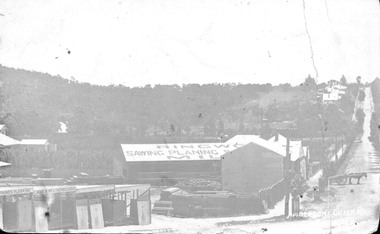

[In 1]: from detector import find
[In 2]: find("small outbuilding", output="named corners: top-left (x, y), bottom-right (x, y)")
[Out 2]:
top-left (19, 139), bottom-right (49, 153)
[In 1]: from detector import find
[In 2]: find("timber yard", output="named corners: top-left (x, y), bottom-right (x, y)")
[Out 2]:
top-left (0, 75), bottom-right (379, 233)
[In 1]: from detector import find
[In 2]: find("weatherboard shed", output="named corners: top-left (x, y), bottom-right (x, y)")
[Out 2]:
top-left (221, 141), bottom-right (285, 194)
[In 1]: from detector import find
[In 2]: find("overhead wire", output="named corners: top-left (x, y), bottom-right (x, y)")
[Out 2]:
top-left (302, 0), bottom-right (327, 176)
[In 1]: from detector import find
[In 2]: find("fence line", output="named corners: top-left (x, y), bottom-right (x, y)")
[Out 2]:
top-left (258, 178), bottom-right (285, 209)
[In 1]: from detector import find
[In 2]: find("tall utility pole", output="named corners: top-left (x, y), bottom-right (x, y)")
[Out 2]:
top-left (284, 137), bottom-right (291, 217)
top-left (318, 112), bottom-right (328, 192)
top-left (260, 108), bottom-right (264, 135)
top-left (334, 133), bottom-right (338, 163)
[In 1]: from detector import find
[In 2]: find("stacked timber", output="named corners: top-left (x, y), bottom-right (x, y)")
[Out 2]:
top-left (152, 201), bottom-right (173, 216)
top-left (175, 178), bottom-right (221, 191)
top-left (171, 192), bottom-right (263, 218)
top-left (160, 187), bottom-right (181, 201)
top-left (65, 176), bottom-right (126, 185)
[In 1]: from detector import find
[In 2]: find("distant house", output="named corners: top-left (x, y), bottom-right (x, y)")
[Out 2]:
top-left (0, 125), bottom-right (9, 136)
top-left (326, 87), bottom-right (346, 95)
top-left (58, 122), bottom-right (68, 133)
top-left (19, 139), bottom-right (49, 152)
top-left (20, 139), bottom-right (49, 146)
top-left (268, 121), bottom-right (296, 131)
top-left (325, 81), bottom-right (346, 97)
top-left (328, 83), bottom-right (347, 91)
top-left (321, 80), bottom-right (347, 104)
top-left (327, 80), bottom-right (347, 90)
top-left (323, 91), bottom-right (341, 103)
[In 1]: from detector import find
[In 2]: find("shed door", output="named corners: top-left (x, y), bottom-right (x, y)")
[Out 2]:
top-left (89, 198), bottom-right (104, 229)
top-left (34, 200), bottom-right (49, 232)
top-left (18, 199), bottom-right (32, 231)
top-left (137, 201), bottom-right (150, 225)
top-left (76, 199), bottom-right (89, 230)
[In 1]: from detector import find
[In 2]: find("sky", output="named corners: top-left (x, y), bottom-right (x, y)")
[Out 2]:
top-left (0, 0), bottom-right (379, 87)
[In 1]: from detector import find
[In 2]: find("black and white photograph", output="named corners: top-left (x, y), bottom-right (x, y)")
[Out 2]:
top-left (0, 0), bottom-right (379, 233)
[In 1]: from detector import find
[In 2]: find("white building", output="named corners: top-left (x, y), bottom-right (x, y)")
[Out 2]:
top-left (20, 139), bottom-right (50, 152)
top-left (323, 91), bottom-right (341, 102)
top-left (58, 122), bottom-right (68, 133)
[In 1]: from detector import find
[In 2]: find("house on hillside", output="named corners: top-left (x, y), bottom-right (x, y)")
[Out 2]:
top-left (268, 121), bottom-right (296, 131)
top-left (326, 87), bottom-right (346, 95)
top-left (327, 80), bottom-right (347, 91)
top-left (318, 80), bottom-right (347, 104)
top-left (58, 122), bottom-right (68, 133)
top-left (322, 91), bottom-right (341, 103)
top-left (19, 139), bottom-right (49, 153)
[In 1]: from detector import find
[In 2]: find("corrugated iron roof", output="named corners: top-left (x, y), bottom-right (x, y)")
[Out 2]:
top-left (0, 161), bottom-right (11, 167)
top-left (268, 134), bottom-right (305, 161)
top-left (225, 135), bottom-right (286, 157)
top-left (0, 133), bottom-right (20, 147)
top-left (20, 139), bottom-right (48, 145)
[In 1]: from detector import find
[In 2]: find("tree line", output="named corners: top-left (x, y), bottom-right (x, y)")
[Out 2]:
top-left (0, 65), bottom-right (360, 148)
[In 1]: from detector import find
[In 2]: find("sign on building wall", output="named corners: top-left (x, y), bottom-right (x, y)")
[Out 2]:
top-left (0, 187), bottom-right (33, 196)
top-left (33, 186), bottom-right (76, 195)
top-left (121, 143), bottom-right (249, 162)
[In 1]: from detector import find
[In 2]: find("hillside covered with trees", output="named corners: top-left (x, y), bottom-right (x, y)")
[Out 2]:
top-left (0, 65), bottom-right (364, 177)
top-left (0, 65), bottom-right (359, 149)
